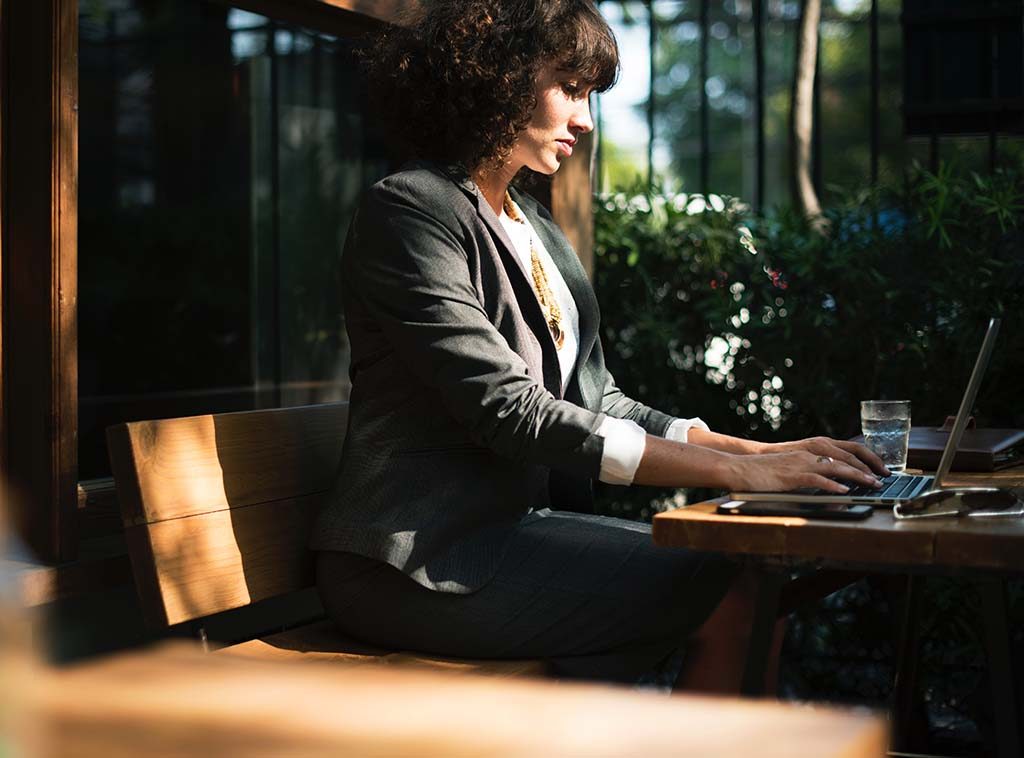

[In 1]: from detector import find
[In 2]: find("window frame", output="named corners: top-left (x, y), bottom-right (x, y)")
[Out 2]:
top-left (1, 0), bottom-right (594, 566)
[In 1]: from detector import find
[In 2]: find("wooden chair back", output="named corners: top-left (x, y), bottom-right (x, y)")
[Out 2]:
top-left (107, 403), bottom-right (349, 628)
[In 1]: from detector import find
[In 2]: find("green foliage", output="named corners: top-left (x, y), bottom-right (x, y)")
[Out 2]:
top-left (599, 1), bottom-right (908, 203)
top-left (593, 165), bottom-right (1024, 750)
top-left (593, 162), bottom-right (1024, 517)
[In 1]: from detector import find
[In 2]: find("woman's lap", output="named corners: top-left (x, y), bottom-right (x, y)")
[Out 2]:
top-left (316, 508), bottom-right (738, 684)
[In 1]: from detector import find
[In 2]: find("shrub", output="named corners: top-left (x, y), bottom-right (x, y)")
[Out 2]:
top-left (593, 164), bottom-right (1024, 517)
top-left (592, 165), bottom-right (1024, 751)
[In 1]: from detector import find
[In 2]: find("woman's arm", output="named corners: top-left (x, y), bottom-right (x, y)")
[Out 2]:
top-left (688, 428), bottom-right (889, 477)
top-left (634, 434), bottom-right (883, 494)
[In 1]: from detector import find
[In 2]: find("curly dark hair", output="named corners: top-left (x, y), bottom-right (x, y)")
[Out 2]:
top-left (364, 0), bottom-right (619, 171)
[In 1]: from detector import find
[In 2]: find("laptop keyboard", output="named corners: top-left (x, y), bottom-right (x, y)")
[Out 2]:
top-left (845, 474), bottom-right (929, 499)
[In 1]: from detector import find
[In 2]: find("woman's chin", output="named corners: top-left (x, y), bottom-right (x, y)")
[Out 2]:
top-left (533, 159), bottom-right (562, 176)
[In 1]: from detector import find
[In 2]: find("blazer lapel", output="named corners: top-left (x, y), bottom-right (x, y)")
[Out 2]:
top-left (513, 191), bottom-right (600, 381)
top-left (439, 165), bottom-right (564, 396)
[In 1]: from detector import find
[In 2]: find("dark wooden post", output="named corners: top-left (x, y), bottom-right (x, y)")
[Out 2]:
top-left (551, 131), bottom-right (596, 279)
top-left (2, 0), bottom-right (79, 562)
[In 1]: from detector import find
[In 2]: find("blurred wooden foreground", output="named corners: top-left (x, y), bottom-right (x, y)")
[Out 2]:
top-left (22, 641), bottom-right (887, 757)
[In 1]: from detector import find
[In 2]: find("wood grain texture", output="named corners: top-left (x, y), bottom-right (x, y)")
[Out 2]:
top-left (77, 478), bottom-right (121, 539)
top-left (32, 642), bottom-right (888, 758)
top-left (943, 467), bottom-right (1024, 488)
top-left (124, 494), bottom-right (321, 626)
top-left (1, 0), bottom-right (6, 498)
top-left (108, 402), bottom-right (348, 527)
top-left (108, 404), bottom-right (347, 626)
top-left (3, 0), bottom-right (79, 563)
top-left (931, 515), bottom-right (1024, 572)
top-left (653, 466), bottom-right (1024, 573)
top-left (653, 501), bottom-right (936, 566)
top-left (550, 130), bottom-right (595, 278)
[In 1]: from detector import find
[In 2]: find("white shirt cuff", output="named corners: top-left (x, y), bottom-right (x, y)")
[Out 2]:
top-left (664, 417), bottom-right (710, 444)
top-left (595, 416), bottom-right (647, 486)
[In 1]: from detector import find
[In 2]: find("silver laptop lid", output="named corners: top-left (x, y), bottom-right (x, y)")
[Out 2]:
top-left (933, 318), bottom-right (1001, 488)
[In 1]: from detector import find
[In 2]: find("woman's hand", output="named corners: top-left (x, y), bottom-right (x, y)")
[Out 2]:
top-left (726, 449), bottom-right (883, 494)
top-left (759, 436), bottom-right (890, 478)
top-left (634, 434), bottom-right (885, 492)
top-left (687, 429), bottom-right (889, 479)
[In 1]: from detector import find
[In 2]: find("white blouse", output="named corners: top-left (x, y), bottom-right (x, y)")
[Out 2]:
top-left (499, 200), bottom-right (709, 486)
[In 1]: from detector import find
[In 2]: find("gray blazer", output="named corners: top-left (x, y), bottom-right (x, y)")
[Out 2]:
top-left (310, 162), bottom-right (678, 592)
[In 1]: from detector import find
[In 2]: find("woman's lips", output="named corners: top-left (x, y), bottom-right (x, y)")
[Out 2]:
top-left (557, 140), bottom-right (575, 157)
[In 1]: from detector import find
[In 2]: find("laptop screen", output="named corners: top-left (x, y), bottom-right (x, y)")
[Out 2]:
top-left (933, 318), bottom-right (1001, 488)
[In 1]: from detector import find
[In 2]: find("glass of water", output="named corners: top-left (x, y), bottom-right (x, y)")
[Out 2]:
top-left (861, 400), bottom-right (911, 473)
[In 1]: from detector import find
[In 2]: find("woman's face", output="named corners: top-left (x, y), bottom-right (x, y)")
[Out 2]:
top-left (509, 63), bottom-right (595, 175)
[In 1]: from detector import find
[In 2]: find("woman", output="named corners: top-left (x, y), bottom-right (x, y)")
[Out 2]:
top-left (311, 0), bottom-right (887, 691)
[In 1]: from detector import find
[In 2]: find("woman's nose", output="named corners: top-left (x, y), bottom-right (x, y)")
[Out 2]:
top-left (570, 100), bottom-right (594, 134)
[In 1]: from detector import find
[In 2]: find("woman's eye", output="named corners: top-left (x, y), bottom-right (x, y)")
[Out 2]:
top-left (562, 82), bottom-right (583, 98)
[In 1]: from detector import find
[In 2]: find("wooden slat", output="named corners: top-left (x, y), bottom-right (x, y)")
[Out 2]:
top-left (653, 501), bottom-right (937, 567)
top-left (943, 467), bottom-right (1024, 488)
top-left (3, 0), bottom-right (79, 563)
top-left (218, 619), bottom-right (390, 663)
top-left (654, 466), bottom-right (1024, 573)
top-left (109, 402), bottom-right (347, 527)
top-left (125, 494), bottom-right (321, 627)
top-left (932, 465), bottom-right (1024, 572)
top-left (380, 651), bottom-right (548, 678)
top-left (33, 642), bottom-right (889, 758)
top-left (77, 478), bottom-right (122, 539)
top-left (932, 516), bottom-right (1024, 572)
top-left (1, 0), bottom-right (6, 500)
top-left (10, 551), bottom-right (132, 609)
top-left (220, 619), bottom-right (548, 677)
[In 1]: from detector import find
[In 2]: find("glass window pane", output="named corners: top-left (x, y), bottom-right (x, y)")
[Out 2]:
top-left (705, 2), bottom-right (755, 198)
top-left (763, 2), bottom-right (798, 208)
top-left (78, 0), bottom-right (388, 479)
top-left (877, 0), bottom-right (907, 183)
top-left (820, 1), bottom-right (871, 195)
top-left (652, 0), bottom-right (701, 192)
top-left (596, 1), bottom-right (652, 190)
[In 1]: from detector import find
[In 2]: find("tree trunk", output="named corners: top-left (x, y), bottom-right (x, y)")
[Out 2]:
top-left (790, 0), bottom-right (822, 220)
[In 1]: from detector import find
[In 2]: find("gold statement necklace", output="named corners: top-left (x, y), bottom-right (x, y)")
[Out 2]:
top-left (502, 192), bottom-right (565, 350)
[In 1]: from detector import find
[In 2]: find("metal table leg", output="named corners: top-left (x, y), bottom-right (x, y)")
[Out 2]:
top-left (740, 569), bottom-right (786, 697)
top-left (891, 574), bottom-right (926, 752)
top-left (980, 579), bottom-right (1021, 758)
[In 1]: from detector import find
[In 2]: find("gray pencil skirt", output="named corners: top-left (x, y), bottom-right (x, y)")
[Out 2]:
top-left (315, 508), bottom-right (739, 686)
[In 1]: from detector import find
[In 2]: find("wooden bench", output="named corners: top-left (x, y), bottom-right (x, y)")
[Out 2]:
top-left (106, 402), bottom-right (546, 678)
top-left (32, 640), bottom-right (889, 757)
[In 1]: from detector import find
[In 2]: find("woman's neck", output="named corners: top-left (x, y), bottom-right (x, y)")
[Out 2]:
top-left (473, 162), bottom-right (521, 216)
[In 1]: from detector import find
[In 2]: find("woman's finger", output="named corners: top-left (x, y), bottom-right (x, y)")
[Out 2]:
top-left (816, 457), bottom-right (881, 488)
top-left (832, 439), bottom-right (890, 476)
top-left (803, 439), bottom-right (873, 476)
top-left (829, 446), bottom-right (873, 476)
top-left (799, 472), bottom-right (850, 494)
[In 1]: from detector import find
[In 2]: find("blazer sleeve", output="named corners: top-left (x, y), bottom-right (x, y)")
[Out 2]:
top-left (347, 179), bottom-right (606, 480)
top-left (600, 369), bottom-right (677, 437)
top-left (584, 335), bottom-right (677, 437)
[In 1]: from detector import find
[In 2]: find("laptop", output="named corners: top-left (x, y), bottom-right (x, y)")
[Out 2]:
top-left (729, 317), bottom-right (1002, 507)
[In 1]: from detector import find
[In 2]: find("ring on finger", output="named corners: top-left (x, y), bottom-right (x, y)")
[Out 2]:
top-left (816, 455), bottom-right (834, 465)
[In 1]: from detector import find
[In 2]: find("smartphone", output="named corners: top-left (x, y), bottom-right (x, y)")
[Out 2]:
top-left (716, 500), bottom-right (873, 520)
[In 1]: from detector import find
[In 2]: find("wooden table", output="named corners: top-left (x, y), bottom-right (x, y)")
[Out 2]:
top-left (21, 641), bottom-right (888, 757)
top-left (652, 465), bottom-right (1024, 757)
